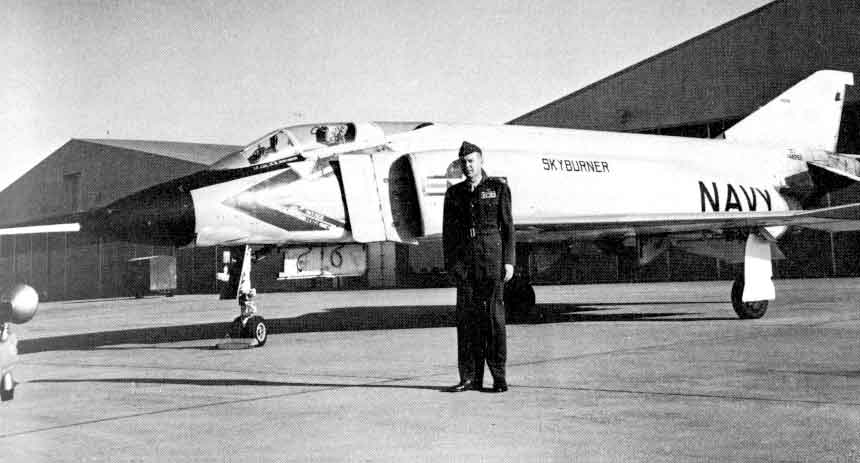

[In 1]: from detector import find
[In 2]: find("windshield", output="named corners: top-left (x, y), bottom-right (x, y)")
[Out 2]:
top-left (208, 129), bottom-right (299, 170)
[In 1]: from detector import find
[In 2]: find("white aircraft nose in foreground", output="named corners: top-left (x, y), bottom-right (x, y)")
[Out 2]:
top-left (3, 70), bottom-right (860, 347)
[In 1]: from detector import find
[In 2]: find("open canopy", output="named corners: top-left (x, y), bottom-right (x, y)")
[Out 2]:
top-left (208, 121), bottom-right (431, 170)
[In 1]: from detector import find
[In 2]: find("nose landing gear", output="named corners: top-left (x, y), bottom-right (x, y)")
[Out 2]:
top-left (230, 314), bottom-right (268, 347)
top-left (217, 246), bottom-right (269, 349)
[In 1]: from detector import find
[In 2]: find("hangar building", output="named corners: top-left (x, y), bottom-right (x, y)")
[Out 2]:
top-left (2, 0), bottom-right (859, 300)
top-left (0, 140), bottom-right (239, 300)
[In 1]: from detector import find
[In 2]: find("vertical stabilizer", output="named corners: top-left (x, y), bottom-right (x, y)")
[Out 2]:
top-left (723, 70), bottom-right (853, 152)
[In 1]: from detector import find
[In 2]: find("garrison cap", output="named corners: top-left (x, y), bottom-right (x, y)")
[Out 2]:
top-left (458, 141), bottom-right (482, 157)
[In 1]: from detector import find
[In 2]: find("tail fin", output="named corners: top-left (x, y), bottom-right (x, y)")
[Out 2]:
top-left (723, 70), bottom-right (853, 152)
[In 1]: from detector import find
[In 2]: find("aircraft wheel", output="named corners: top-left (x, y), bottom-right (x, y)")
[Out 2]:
top-left (731, 277), bottom-right (768, 319)
top-left (230, 316), bottom-right (245, 338)
top-left (1, 372), bottom-right (14, 402)
top-left (504, 278), bottom-right (536, 321)
top-left (247, 316), bottom-right (267, 347)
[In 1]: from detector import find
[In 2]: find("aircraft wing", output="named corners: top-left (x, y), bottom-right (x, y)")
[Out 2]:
top-left (516, 202), bottom-right (860, 237)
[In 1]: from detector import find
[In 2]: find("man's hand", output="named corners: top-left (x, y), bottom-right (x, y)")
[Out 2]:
top-left (504, 264), bottom-right (514, 283)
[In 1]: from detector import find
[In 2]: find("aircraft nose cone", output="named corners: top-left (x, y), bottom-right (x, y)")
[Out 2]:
top-left (88, 180), bottom-right (196, 247)
top-left (1, 284), bottom-right (38, 325)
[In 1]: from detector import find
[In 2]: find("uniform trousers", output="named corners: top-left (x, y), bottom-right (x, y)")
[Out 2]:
top-left (456, 277), bottom-right (506, 385)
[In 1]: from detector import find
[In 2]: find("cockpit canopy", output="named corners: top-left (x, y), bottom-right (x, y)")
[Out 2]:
top-left (208, 121), bottom-right (431, 170)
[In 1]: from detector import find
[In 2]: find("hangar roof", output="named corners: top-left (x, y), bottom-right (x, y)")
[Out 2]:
top-left (0, 138), bottom-right (243, 226)
top-left (510, 0), bottom-right (860, 132)
top-left (76, 139), bottom-right (241, 166)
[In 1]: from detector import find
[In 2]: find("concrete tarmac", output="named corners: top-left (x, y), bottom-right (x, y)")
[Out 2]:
top-left (2, 278), bottom-right (860, 462)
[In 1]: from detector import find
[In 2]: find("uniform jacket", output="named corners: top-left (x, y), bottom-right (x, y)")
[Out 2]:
top-left (443, 172), bottom-right (515, 283)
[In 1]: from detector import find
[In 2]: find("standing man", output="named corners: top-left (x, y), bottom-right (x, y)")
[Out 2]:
top-left (443, 141), bottom-right (515, 393)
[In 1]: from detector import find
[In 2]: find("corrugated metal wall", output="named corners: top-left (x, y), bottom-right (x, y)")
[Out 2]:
top-left (0, 233), bottom-right (205, 301)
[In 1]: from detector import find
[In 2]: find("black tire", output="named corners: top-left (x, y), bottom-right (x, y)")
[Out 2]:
top-left (230, 316), bottom-right (245, 338)
top-left (248, 316), bottom-right (267, 347)
top-left (731, 277), bottom-right (768, 319)
top-left (504, 278), bottom-right (536, 320)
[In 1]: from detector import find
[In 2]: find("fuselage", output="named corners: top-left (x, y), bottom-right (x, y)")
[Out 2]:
top-left (399, 124), bottom-right (794, 237)
top-left (87, 122), bottom-right (802, 247)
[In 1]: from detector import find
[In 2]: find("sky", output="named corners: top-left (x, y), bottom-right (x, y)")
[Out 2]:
top-left (0, 0), bottom-right (773, 192)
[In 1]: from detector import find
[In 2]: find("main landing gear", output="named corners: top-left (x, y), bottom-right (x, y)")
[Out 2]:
top-left (731, 276), bottom-right (769, 319)
top-left (503, 275), bottom-right (536, 321)
top-left (501, 272), bottom-right (770, 321)
top-left (0, 371), bottom-right (13, 402)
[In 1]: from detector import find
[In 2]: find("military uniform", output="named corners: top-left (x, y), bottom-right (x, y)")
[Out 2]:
top-left (443, 169), bottom-right (515, 389)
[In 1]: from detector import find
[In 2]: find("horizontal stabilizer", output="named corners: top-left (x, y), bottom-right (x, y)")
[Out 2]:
top-left (808, 153), bottom-right (860, 183)
top-left (0, 223), bottom-right (81, 236)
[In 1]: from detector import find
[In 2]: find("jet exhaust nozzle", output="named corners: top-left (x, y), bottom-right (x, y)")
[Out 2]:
top-left (0, 284), bottom-right (39, 325)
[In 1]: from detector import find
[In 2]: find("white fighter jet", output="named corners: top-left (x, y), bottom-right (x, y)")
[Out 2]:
top-left (4, 70), bottom-right (860, 347)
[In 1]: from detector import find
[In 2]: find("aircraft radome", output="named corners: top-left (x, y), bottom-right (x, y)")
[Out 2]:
top-left (4, 70), bottom-right (860, 347)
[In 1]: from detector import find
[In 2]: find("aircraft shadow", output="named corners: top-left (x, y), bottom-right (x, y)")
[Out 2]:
top-left (564, 300), bottom-right (725, 306)
top-left (19, 302), bottom-right (735, 354)
top-left (525, 303), bottom-right (736, 324)
top-left (29, 377), bottom-right (445, 391)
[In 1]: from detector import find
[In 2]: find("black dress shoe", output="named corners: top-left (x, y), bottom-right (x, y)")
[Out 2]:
top-left (445, 380), bottom-right (475, 392)
top-left (486, 383), bottom-right (508, 393)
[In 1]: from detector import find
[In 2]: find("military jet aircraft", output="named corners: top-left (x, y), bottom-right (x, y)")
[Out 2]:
top-left (3, 70), bottom-right (860, 347)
